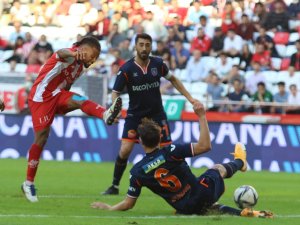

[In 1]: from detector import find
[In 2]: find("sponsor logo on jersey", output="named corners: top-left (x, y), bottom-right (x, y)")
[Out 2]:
top-left (142, 155), bottom-right (166, 173)
top-left (132, 81), bottom-right (160, 92)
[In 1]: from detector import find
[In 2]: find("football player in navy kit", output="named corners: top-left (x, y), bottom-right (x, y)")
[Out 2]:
top-left (102, 33), bottom-right (198, 195)
top-left (92, 102), bottom-right (273, 218)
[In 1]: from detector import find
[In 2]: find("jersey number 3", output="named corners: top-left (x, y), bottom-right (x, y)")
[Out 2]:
top-left (154, 168), bottom-right (182, 192)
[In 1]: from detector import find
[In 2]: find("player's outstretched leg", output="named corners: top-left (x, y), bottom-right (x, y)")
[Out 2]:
top-left (21, 182), bottom-right (38, 202)
top-left (103, 97), bottom-right (122, 125)
top-left (231, 142), bottom-right (247, 172)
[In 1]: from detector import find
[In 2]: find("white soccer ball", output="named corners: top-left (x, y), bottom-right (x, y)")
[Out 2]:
top-left (234, 185), bottom-right (258, 209)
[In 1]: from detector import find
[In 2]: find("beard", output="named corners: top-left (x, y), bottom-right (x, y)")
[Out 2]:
top-left (137, 51), bottom-right (149, 60)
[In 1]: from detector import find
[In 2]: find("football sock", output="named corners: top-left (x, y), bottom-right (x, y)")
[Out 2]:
top-left (217, 204), bottom-right (242, 216)
top-left (26, 144), bottom-right (43, 182)
top-left (222, 159), bottom-right (244, 178)
top-left (112, 155), bottom-right (128, 187)
top-left (80, 100), bottom-right (106, 119)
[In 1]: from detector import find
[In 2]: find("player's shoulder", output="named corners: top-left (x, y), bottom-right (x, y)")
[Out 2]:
top-left (120, 57), bottom-right (135, 71)
top-left (150, 55), bottom-right (164, 64)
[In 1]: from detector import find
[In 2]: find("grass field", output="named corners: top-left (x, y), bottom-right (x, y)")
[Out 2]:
top-left (0, 158), bottom-right (300, 225)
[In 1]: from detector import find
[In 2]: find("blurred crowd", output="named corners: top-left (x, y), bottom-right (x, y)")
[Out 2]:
top-left (0, 0), bottom-right (300, 114)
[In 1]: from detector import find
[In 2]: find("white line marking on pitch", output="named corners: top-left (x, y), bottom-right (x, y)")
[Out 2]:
top-left (0, 214), bottom-right (300, 219)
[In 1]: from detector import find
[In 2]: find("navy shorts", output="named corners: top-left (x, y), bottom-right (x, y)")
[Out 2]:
top-left (121, 112), bottom-right (172, 146)
top-left (181, 169), bottom-right (225, 215)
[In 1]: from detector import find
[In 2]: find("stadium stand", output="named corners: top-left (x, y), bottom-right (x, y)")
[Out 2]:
top-left (0, 0), bottom-right (299, 114)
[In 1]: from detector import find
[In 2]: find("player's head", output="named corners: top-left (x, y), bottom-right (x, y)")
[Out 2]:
top-left (137, 118), bottom-right (161, 149)
top-left (73, 36), bottom-right (101, 68)
top-left (135, 33), bottom-right (152, 61)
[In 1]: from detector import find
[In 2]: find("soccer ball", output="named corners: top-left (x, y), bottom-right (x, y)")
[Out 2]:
top-left (234, 185), bottom-right (258, 209)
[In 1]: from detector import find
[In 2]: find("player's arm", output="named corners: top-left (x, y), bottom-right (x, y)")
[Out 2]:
top-left (91, 196), bottom-right (137, 211)
top-left (111, 68), bottom-right (127, 102)
top-left (192, 101), bottom-right (211, 156)
top-left (0, 99), bottom-right (5, 112)
top-left (167, 75), bottom-right (198, 105)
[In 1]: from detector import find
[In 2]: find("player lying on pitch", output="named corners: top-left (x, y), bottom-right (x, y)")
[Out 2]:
top-left (91, 102), bottom-right (273, 218)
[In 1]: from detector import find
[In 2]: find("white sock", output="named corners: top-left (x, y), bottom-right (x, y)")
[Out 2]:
top-left (25, 180), bottom-right (33, 186)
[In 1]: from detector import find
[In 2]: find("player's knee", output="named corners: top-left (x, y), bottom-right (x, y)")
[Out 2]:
top-left (212, 164), bottom-right (226, 177)
top-left (35, 129), bottom-right (50, 147)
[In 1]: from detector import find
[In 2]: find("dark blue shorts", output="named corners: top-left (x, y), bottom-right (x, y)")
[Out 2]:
top-left (180, 169), bottom-right (225, 215)
top-left (121, 112), bottom-right (172, 146)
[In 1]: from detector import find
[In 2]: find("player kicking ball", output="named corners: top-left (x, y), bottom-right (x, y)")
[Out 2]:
top-left (91, 102), bottom-right (273, 218)
top-left (21, 36), bottom-right (122, 202)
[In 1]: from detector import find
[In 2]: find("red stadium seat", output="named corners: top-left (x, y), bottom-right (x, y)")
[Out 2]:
top-left (273, 32), bottom-right (290, 45)
top-left (280, 58), bottom-right (291, 71)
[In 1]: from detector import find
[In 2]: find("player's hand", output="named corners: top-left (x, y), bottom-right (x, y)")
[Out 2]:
top-left (91, 202), bottom-right (111, 210)
top-left (190, 98), bottom-right (201, 105)
top-left (193, 101), bottom-right (206, 117)
top-left (73, 49), bottom-right (87, 61)
top-left (0, 100), bottom-right (5, 112)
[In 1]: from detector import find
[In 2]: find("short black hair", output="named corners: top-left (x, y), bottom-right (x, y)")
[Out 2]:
top-left (257, 81), bottom-right (265, 87)
top-left (277, 81), bottom-right (285, 86)
top-left (73, 36), bottom-right (101, 52)
top-left (135, 33), bottom-right (152, 44)
top-left (137, 118), bottom-right (161, 148)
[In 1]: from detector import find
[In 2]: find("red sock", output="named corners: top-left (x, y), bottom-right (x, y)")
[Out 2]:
top-left (26, 144), bottom-right (43, 182)
top-left (80, 100), bottom-right (106, 118)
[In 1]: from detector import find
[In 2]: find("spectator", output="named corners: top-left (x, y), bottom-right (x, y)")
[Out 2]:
top-left (210, 27), bottom-right (225, 57)
top-left (194, 15), bottom-right (214, 39)
top-left (252, 2), bottom-right (267, 31)
top-left (215, 52), bottom-right (233, 79)
top-left (170, 16), bottom-right (187, 41)
top-left (167, 0), bottom-right (188, 25)
top-left (81, 1), bottom-right (98, 26)
top-left (170, 39), bottom-right (190, 69)
top-left (251, 43), bottom-right (271, 70)
top-left (94, 10), bottom-right (110, 40)
top-left (223, 29), bottom-right (243, 58)
top-left (166, 26), bottom-right (185, 48)
top-left (107, 23), bottom-right (127, 49)
top-left (288, 0), bottom-right (300, 19)
top-left (206, 72), bottom-right (224, 112)
top-left (255, 27), bottom-right (273, 46)
top-left (22, 32), bottom-right (37, 63)
top-left (272, 81), bottom-right (289, 114)
top-left (221, 14), bottom-right (238, 34)
top-left (190, 27), bottom-right (211, 56)
top-left (141, 10), bottom-right (168, 41)
top-left (236, 14), bottom-right (255, 41)
top-left (33, 1), bottom-right (56, 26)
top-left (5, 36), bottom-right (25, 64)
top-left (184, 0), bottom-right (207, 28)
top-left (185, 49), bottom-right (208, 82)
top-left (225, 65), bottom-right (246, 86)
top-left (8, 21), bottom-right (25, 48)
top-left (252, 82), bottom-right (273, 114)
top-left (239, 43), bottom-right (252, 71)
top-left (284, 66), bottom-right (300, 88)
top-left (0, 36), bottom-right (8, 50)
top-left (152, 40), bottom-right (170, 57)
top-left (245, 62), bottom-right (266, 95)
top-left (263, 0), bottom-right (289, 32)
top-left (286, 84), bottom-right (300, 114)
top-left (9, 0), bottom-right (31, 25)
top-left (227, 79), bottom-right (251, 113)
top-left (127, 0), bottom-right (145, 28)
top-left (27, 34), bottom-right (53, 65)
top-left (234, 0), bottom-right (253, 21)
top-left (111, 48), bottom-right (125, 68)
top-left (110, 11), bottom-right (129, 34)
top-left (119, 39), bottom-right (134, 61)
top-left (150, 0), bottom-right (167, 25)
top-left (290, 40), bottom-right (300, 71)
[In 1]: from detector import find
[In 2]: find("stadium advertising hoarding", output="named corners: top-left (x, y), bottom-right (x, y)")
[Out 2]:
top-left (0, 114), bottom-right (299, 173)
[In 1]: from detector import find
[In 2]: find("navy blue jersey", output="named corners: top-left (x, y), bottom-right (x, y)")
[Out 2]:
top-left (113, 56), bottom-right (171, 118)
top-left (127, 144), bottom-right (202, 211)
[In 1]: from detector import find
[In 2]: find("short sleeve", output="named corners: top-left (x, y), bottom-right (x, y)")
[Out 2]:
top-left (113, 69), bottom-right (128, 93)
top-left (168, 144), bottom-right (194, 160)
top-left (127, 173), bottom-right (142, 198)
top-left (161, 61), bottom-right (171, 79)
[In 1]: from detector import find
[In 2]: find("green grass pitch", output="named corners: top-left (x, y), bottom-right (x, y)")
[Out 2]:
top-left (0, 158), bottom-right (300, 225)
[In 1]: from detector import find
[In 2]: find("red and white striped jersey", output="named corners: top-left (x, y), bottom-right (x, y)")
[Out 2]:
top-left (29, 47), bottom-right (84, 102)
